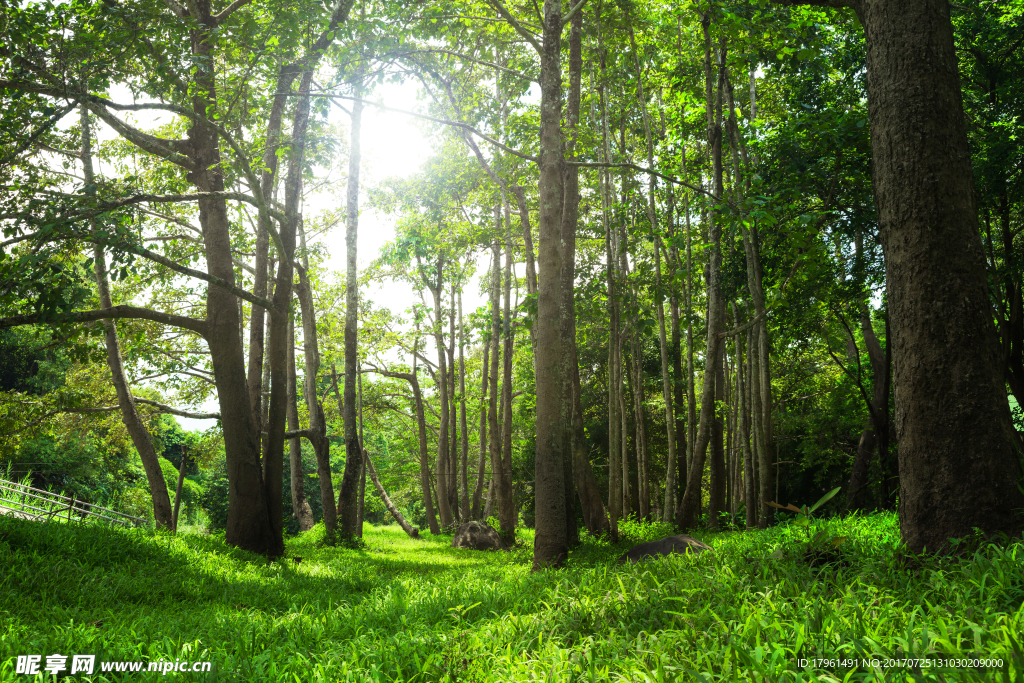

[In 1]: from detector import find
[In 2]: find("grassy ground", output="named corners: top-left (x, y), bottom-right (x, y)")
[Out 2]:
top-left (1, 512), bottom-right (1022, 682)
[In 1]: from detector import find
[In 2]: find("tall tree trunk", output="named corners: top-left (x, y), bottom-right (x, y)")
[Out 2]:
top-left (185, 9), bottom-right (275, 555)
top-left (559, 6), bottom-right (584, 549)
top-left (599, 56), bottom-right (622, 542)
top-left (81, 107), bottom-right (173, 529)
top-left (336, 92), bottom-right (364, 540)
top-left (428, 263), bottom-right (453, 529)
top-left (448, 284), bottom-right (459, 520)
top-left (264, 68), bottom-right (316, 554)
top-left (287, 314), bottom-right (314, 532)
top-left (532, 0), bottom-right (568, 570)
top-left (846, 305), bottom-right (889, 511)
top-left (472, 342), bottom-right (490, 519)
top-left (676, 15), bottom-right (726, 531)
top-left (709, 297), bottom-right (726, 529)
top-left (778, 0), bottom-right (1024, 552)
top-left (501, 206), bottom-right (516, 542)
top-left (295, 222), bottom-right (337, 540)
top-left (487, 230), bottom-right (508, 539)
top-left (248, 67), bottom-right (299, 442)
top-left (458, 291), bottom-right (470, 521)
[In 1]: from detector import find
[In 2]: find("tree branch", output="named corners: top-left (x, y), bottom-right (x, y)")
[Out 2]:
top-left (0, 305), bottom-right (207, 336)
top-left (485, 0), bottom-right (542, 53)
top-left (134, 398), bottom-right (220, 419)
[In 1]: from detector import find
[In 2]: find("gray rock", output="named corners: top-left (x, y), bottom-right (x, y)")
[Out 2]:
top-left (451, 521), bottom-right (506, 551)
top-left (617, 534), bottom-right (711, 564)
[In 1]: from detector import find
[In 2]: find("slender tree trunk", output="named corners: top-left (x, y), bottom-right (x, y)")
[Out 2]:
top-left (248, 67), bottom-right (298, 441)
top-left (448, 284), bottom-right (459, 520)
top-left (363, 447), bottom-right (420, 538)
top-left (559, 6), bottom-right (584, 549)
top-left (356, 359), bottom-right (366, 537)
top-left (287, 314), bottom-right (314, 531)
top-left (487, 230), bottom-right (508, 540)
top-left (458, 291), bottom-right (470, 521)
top-left (676, 16), bottom-right (726, 531)
top-left (472, 342), bottom-right (490, 519)
top-left (336, 92), bottom-right (364, 540)
top-left (81, 107), bottom-right (173, 529)
top-left (264, 68), bottom-right (318, 554)
top-left (412, 325), bottom-right (439, 533)
top-left (501, 206), bottom-right (516, 542)
top-left (428, 266), bottom-right (453, 529)
top-left (657, 235), bottom-right (678, 522)
top-left (295, 222), bottom-right (337, 540)
top-left (846, 304), bottom-right (890, 510)
top-left (709, 297), bottom-right (726, 529)
top-left (600, 68), bottom-right (622, 543)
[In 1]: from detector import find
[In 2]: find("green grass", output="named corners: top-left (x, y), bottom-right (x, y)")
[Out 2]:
top-left (1, 512), bottom-right (1022, 682)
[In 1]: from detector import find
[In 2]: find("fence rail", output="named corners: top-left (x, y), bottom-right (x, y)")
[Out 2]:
top-left (0, 477), bottom-right (146, 527)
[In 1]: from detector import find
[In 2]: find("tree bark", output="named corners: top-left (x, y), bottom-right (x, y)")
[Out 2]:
top-left (776, 0), bottom-right (1024, 551)
top-left (531, 0), bottom-right (568, 570)
top-left (858, 0), bottom-right (1024, 549)
top-left (247, 66), bottom-right (299, 442)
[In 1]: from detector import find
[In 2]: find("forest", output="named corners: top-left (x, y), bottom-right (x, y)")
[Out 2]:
top-left (1, 0), bottom-right (1023, 680)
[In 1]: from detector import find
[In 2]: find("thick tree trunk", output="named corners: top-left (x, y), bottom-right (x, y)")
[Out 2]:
top-left (336, 94), bottom-right (364, 540)
top-left (287, 315), bottom-right (314, 532)
top-left (184, 12), bottom-right (275, 556)
top-left (859, 0), bottom-right (1024, 550)
top-left (532, 0), bottom-right (568, 570)
top-left (777, 0), bottom-right (1024, 551)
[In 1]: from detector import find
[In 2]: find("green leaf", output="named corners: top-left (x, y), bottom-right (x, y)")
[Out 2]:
top-left (809, 486), bottom-right (842, 513)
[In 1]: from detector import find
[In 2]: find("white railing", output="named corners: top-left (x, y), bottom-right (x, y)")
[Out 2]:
top-left (0, 477), bottom-right (146, 527)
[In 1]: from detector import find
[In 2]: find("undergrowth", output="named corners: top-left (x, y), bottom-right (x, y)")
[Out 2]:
top-left (1, 512), bottom-right (1022, 681)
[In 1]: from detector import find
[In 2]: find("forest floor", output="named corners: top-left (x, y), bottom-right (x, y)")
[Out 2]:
top-left (1, 512), bottom-right (1022, 682)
